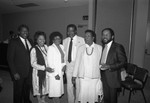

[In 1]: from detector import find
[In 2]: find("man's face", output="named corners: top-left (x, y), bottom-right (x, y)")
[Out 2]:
top-left (67, 27), bottom-right (76, 38)
top-left (85, 32), bottom-right (94, 45)
top-left (101, 30), bottom-right (113, 44)
top-left (19, 27), bottom-right (29, 39)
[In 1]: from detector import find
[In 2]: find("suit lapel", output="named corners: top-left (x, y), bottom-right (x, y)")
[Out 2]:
top-left (17, 38), bottom-right (27, 51)
top-left (76, 36), bottom-right (83, 47)
top-left (106, 42), bottom-right (115, 63)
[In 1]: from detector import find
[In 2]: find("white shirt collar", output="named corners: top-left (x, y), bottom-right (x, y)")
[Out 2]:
top-left (70, 35), bottom-right (77, 41)
top-left (105, 40), bottom-right (113, 47)
top-left (19, 36), bottom-right (25, 41)
top-left (86, 42), bottom-right (95, 48)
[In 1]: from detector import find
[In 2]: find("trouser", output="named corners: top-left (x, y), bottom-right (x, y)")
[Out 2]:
top-left (13, 76), bottom-right (31, 103)
top-left (102, 77), bottom-right (117, 103)
top-left (66, 71), bottom-right (79, 103)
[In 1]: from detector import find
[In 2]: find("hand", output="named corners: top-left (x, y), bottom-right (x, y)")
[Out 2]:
top-left (101, 64), bottom-right (110, 70)
top-left (14, 73), bottom-right (20, 80)
top-left (62, 65), bottom-right (66, 72)
top-left (55, 74), bottom-right (60, 80)
top-left (72, 77), bottom-right (76, 85)
top-left (99, 94), bottom-right (104, 102)
top-left (45, 67), bottom-right (54, 73)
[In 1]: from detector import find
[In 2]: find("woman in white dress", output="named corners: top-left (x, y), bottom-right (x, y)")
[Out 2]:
top-left (47, 32), bottom-right (66, 103)
top-left (30, 31), bottom-right (53, 103)
top-left (72, 30), bottom-right (103, 103)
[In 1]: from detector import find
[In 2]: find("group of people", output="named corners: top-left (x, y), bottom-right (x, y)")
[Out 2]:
top-left (7, 24), bottom-right (127, 103)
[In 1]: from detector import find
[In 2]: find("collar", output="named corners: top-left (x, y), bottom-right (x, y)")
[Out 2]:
top-left (52, 43), bottom-right (61, 47)
top-left (105, 40), bottom-right (113, 47)
top-left (86, 42), bottom-right (95, 48)
top-left (19, 36), bottom-right (25, 41)
top-left (70, 35), bottom-right (77, 41)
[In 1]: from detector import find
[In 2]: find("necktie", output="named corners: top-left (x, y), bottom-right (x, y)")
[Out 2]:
top-left (25, 39), bottom-right (29, 52)
top-left (101, 45), bottom-right (108, 64)
top-left (68, 38), bottom-right (73, 63)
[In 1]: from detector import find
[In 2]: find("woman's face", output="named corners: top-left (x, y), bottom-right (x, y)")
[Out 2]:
top-left (37, 35), bottom-right (45, 47)
top-left (85, 32), bottom-right (94, 45)
top-left (53, 36), bottom-right (61, 45)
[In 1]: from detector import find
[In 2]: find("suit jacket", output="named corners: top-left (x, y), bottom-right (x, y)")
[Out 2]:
top-left (101, 42), bottom-right (127, 88)
top-left (63, 35), bottom-right (85, 70)
top-left (7, 37), bottom-right (33, 79)
top-left (73, 43), bottom-right (102, 78)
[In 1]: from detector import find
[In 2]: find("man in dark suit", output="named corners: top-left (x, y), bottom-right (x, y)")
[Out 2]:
top-left (100, 28), bottom-right (127, 103)
top-left (7, 24), bottom-right (33, 103)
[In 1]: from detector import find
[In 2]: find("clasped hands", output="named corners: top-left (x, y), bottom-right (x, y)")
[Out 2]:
top-left (14, 73), bottom-right (20, 80)
top-left (100, 63), bottom-right (110, 71)
top-left (45, 67), bottom-right (54, 73)
top-left (45, 67), bottom-right (60, 80)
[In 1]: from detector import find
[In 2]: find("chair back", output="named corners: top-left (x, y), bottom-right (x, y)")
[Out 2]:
top-left (126, 63), bottom-right (137, 76)
top-left (133, 67), bottom-right (149, 87)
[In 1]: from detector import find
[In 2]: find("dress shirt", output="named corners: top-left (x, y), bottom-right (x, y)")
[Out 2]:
top-left (103, 41), bottom-right (113, 64)
top-left (19, 36), bottom-right (32, 50)
top-left (67, 35), bottom-right (77, 62)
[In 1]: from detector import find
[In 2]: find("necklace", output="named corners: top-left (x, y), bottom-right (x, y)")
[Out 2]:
top-left (86, 47), bottom-right (94, 56)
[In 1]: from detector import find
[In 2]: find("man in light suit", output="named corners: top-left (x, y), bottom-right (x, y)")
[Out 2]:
top-left (72, 30), bottom-right (103, 103)
top-left (100, 28), bottom-right (127, 103)
top-left (63, 24), bottom-right (85, 103)
top-left (7, 24), bottom-right (33, 103)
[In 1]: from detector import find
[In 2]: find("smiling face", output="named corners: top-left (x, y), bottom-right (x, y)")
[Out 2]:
top-left (19, 27), bottom-right (29, 39)
top-left (85, 32), bottom-right (94, 46)
top-left (67, 27), bottom-right (76, 38)
top-left (53, 36), bottom-right (61, 46)
top-left (101, 30), bottom-right (114, 44)
top-left (37, 35), bottom-right (45, 47)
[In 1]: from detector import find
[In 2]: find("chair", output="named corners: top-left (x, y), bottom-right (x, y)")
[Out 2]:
top-left (122, 63), bottom-right (137, 95)
top-left (121, 67), bottom-right (149, 103)
top-left (125, 63), bottom-right (137, 81)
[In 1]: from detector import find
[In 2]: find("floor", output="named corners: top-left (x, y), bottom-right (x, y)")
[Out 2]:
top-left (0, 67), bottom-right (150, 103)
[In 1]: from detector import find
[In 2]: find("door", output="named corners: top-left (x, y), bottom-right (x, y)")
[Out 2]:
top-left (144, 22), bottom-right (150, 75)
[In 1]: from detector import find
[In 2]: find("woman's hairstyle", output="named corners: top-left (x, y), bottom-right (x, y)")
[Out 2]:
top-left (49, 31), bottom-right (63, 45)
top-left (85, 29), bottom-right (96, 43)
top-left (34, 31), bottom-right (46, 45)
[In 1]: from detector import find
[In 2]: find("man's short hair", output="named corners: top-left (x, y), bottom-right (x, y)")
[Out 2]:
top-left (67, 24), bottom-right (77, 31)
top-left (102, 28), bottom-right (115, 37)
top-left (18, 24), bottom-right (29, 32)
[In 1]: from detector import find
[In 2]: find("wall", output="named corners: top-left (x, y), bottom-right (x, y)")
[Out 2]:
top-left (131, 0), bottom-right (149, 67)
top-left (95, 0), bottom-right (132, 58)
top-left (0, 14), bottom-right (2, 41)
top-left (2, 5), bottom-right (88, 43)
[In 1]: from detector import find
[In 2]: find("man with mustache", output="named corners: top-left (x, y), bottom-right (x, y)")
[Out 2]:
top-left (7, 24), bottom-right (33, 103)
top-left (100, 28), bottom-right (127, 103)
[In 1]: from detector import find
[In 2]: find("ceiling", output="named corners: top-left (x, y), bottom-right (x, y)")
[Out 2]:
top-left (0, 0), bottom-right (89, 14)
